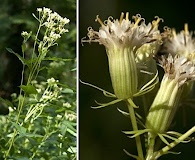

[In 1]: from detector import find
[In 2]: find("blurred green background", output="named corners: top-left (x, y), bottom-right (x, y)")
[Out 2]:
top-left (79, 0), bottom-right (195, 160)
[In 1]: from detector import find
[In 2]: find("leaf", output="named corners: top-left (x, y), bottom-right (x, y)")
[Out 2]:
top-left (20, 84), bottom-right (38, 95)
top-left (67, 146), bottom-right (77, 153)
top-left (123, 129), bottom-right (151, 138)
top-left (67, 128), bottom-right (77, 137)
top-left (12, 122), bottom-right (26, 135)
top-left (91, 98), bottom-right (122, 109)
top-left (158, 133), bottom-right (170, 145)
top-left (24, 133), bottom-right (43, 138)
top-left (80, 80), bottom-right (116, 98)
top-left (62, 88), bottom-right (74, 94)
top-left (164, 131), bottom-right (191, 143)
top-left (0, 97), bottom-right (14, 108)
top-left (61, 120), bottom-right (76, 136)
top-left (123, 149), bottom-right (142, 160)
top-left (71, 68), bottom-right (76, 71)
top-left (44, 57), bottom-right (72, 62)
top-left (127, 98), bottom-right (139, 108)
top-left (117, 108), bottom-right (129, 117)
top-left (6, 48), bottom-right (26, 65)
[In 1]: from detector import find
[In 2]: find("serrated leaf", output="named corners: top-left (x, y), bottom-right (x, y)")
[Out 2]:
top-left (20, 84), bottom-right (38, 95)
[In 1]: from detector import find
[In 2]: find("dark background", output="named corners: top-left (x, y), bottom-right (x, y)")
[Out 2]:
top-left (79, 0), bottom-right (195, 160)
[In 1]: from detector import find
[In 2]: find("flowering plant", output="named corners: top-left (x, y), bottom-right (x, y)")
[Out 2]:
top-left (0, 7), bottom-right (76, 159)
top-left (82, 12), bottom-right (195, 160)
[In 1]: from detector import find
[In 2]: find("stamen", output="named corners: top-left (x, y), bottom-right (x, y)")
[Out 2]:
top-left (105, 16), bottom-right (113, 25)
top-left (184, 34), bottom-right (187, 46)
top-left (125, 12), bottom-right (129, 20)
top-left (87, 27), bottom-right (93, 31)
top-left (108, 16), bottom-right (113, 21)
top-left (152, 16), bottom-right (164, 27)
top-left (184, 23), bottom-right (189, 35)
top-left (183, 25), bottom-right (188, 46)
top-left (172, 29), bottom-right (177, 37)
top-left (133, 14), bottom-right (142, 27)
top-left (119, 12), bottom-right (124, 24)
top-left (95, 15), bottom-right (104, 26)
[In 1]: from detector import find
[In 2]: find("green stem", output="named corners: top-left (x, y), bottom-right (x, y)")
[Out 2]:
top-left (145, 132), bottom-right (157, 160)
top-left (153, 126), bottom-right (195, 159)
top-left (127, 98), bottom-right (144, 160)
top-left (5, 46), bottom-right (27, 158)
top-left (27, 19), bottom-right (43, 84)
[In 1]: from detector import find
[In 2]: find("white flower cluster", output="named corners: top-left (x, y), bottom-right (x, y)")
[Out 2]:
top-left (36, 7), bottom-right (70, 48)
top-left (41, 78), bottom-right (62, 102)
top-left (21, 31), bottom-right (29, 37)
top-left (83, 13), bottom-right (162, 51)
top-left (159, 24), bottom-right (195, 85)
top-left (65, 111), bottom-right (76, 121)
top-left (25, 77), bottom-right (62, 122)
top-left (159, 54), bottom-right (195, 86)
top-left (162, 24), bottom-right (195, 63)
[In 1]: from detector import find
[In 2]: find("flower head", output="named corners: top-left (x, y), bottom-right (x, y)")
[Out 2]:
top-left (35, 7), bottom-right (70, 48)
top-left (82, 12), bottom-right (162, 52)
top-left (159, 54), bottom-right (195, 86)
top-left (82, 13), bottom-right (165, 99)
top-left (146, 54), bottom-right (195, 133)
top-left (162, 24), bottom-right (195, 63)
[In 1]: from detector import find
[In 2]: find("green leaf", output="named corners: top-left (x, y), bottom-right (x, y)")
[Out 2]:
top-left (44, 57), bottom-right (72, 62)
top-left (71, 68), bottom-right (76, 71)
top-left (6, 48), bottom-right (34, 69)
top-left (67, 146), bottom-right (77, 153)
top-left (117, 108), bottom-right (129, 117)
top-left (12, 122), bottom-right (26, 135)
top-left (0, 97), bottom-right (14, 108)
top-left (6, 48), bottom-right (26, 65)
top-left (158, 133), bottom-right (170, 145)
top-left (123, 129), bottom-right (151, 138)
top-left (91, 98), bottom-right (122, 109)
top-left (62, 88), bottom-right (74, 94)
top-left (20, 84), bottom-right (38, 95)
top-left (123, 149), bottom-right (142, 160)
top-left (24, 133), bottom-right (43, 138)
top-left (67, 128), bottom-right (77, 137)
top-left (61, 120), bottom-right (76, 136)
top-left (80, 80), bottom-right (116, 98)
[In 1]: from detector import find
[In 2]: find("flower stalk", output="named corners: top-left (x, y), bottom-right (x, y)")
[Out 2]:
top-left (127, 98), bottom-right (144, 160)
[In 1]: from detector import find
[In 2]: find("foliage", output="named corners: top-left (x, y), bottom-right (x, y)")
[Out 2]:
top-left (0, 2), bottom-right (76, 160)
